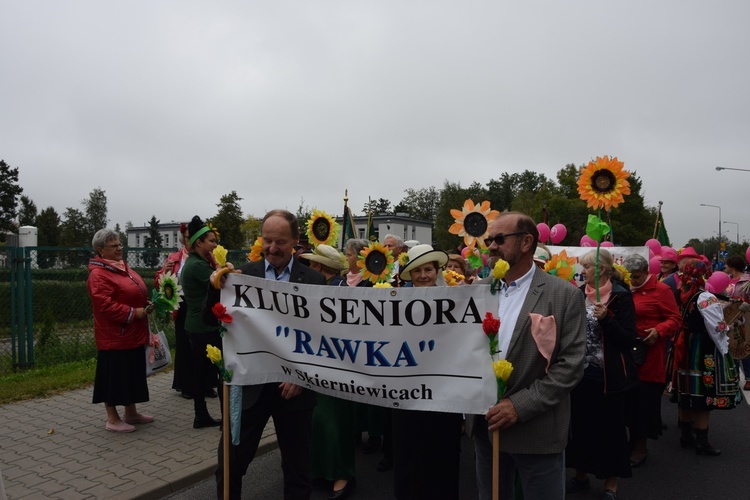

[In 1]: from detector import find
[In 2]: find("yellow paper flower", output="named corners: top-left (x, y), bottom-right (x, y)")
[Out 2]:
top-left (544, 250), bottom-right (577, 283)
top-left (493, 359), bottom-right (514, 381)
top-left (206, 344), bottom-right (222, 364)
top-left (247, 236), bottom-right (263, 262)
top-left (492, 359), bottom-right (513, 381)
top-left (357, 241), bottom-right (395, 284)
top-left (577, 156), bottom-right (631, 211)
top-left (206, 222), bottom-right (220, 242)
top-left (398, 252), bottom-right (409, 267)
top-left (373, 282), bottom-right (393, 288)
top-left (213, 245), bottom-right (228, 267)
top-left (443, 269), bottom-right (465, 286)
top-left (492, 259), bottom-right (510, 280)
top-left (449, 200), bottom-right (500, 250)
top-left (613, 263), bottom-right (631, 287)
top-left (306, 209), bottom-right (341, 247)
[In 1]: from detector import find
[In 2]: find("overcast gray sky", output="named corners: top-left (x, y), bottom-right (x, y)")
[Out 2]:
top-left (2, 1), bottom-right (748, 248)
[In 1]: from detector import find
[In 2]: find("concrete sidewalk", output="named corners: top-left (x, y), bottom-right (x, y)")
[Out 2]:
top-left (0, 371), bottom-right (277, 499)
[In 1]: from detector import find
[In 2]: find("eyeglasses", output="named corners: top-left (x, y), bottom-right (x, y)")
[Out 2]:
top-left (105, 243), bottom-right (123, 249)
top-left (484, 232), bottom-right (527, 247)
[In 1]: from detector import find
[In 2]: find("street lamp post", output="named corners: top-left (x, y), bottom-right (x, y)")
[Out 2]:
top-left (699, 204), bottom-right (722, 258)
top-left (724, 221), bottom-right (739, 245)
top-left (716, 166), bottom-right (750, 173)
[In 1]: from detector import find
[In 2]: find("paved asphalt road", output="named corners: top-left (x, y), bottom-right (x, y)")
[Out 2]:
top-left (165, 395), bottom-right (748, 499)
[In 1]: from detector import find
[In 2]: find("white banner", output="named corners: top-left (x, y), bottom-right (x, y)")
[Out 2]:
top-left (547, 245), bottom-right (649, 284)
top-left (219, 274), bottom-right (498, 414)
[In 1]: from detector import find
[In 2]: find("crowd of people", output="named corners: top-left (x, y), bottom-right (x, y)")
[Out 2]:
top-left (85, 208), bottom-right (747, 500)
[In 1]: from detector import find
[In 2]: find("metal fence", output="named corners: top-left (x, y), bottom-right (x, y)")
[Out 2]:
top-left (0, 246), bottom-right (251, 375)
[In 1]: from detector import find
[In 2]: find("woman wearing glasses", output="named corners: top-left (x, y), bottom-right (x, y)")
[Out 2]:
top-left (566, 249), bottom-right (639, 500)
top-left (88, 229), bottom-right (154, 433)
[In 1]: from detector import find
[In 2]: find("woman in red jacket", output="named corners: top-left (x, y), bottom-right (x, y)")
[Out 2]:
top-left (88, 229), bottom-right (154, 433)
top-left (622, 254), bottom-right (682, 467)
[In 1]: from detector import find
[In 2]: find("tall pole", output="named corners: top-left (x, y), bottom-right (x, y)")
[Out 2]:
top-left (724, 221), bottom-right (739, 245)
top-left (699, 203), bottom-right (722, 259)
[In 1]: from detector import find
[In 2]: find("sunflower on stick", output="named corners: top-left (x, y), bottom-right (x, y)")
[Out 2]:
top-left (357, 241), bottom-right (395, 284)
top-left (306, 210), bottom-right (341, 248)
top-left (577, 156), bottom-right (631, 301)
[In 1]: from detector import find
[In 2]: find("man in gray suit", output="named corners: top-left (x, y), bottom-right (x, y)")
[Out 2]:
top-left (213, 209), bottom-right (326, 500)
top-left (471, 211), bottom-right (586, 500)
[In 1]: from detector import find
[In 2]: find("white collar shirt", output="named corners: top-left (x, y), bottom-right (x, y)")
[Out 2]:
top-left (495, 265), bottom-right (535, 360)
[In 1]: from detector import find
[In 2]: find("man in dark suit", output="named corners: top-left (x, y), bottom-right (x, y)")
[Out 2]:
top-left (470, 212), bottom-right (586, 500)
top-left (214, 209), bottom-right (326, 500)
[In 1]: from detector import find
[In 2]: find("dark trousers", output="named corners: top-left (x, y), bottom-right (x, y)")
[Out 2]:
top-left (170, 303), bottom-right (192, 393)
top-left (216, 384), bottom-right (314, 500)
top-left (392, 408), bottom-right (462, 500)
top-left (186, 330), bottom-right (221, 417)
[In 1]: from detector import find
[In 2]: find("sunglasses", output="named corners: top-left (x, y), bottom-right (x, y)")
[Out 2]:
top-left (484, 232), bottom-right (527, 247)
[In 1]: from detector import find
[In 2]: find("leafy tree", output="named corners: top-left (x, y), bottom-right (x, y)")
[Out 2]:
top-left (83, 188), bottom-right (108, 242)
top-left (36, 207), bottom-right (61, 268)
top-left (241, 215), bottom-right (262, 246)
top-left (395, 187), bottom-right (441, 221)
top-left (18, 195), bottom-right (37, 227)
top-left (60, 207), bottom-right (89, 267)
top-left (142, 216), bottom-right (163, 267)
top-left (212, 191), bottom-right (245, 249)
top-left (114, 223), bottom-right (127, 247)
top-left (294, 198), bottom-right (312, 242)
top-left (362, 198), bottom-right (392, 215)
top-left (0, 159), bottom-right (23, 240)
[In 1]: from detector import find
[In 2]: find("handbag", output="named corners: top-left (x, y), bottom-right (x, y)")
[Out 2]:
top-left (631, 338), bottom-right (648, 365)
top-left (145, 329), bottom-right (172, 377)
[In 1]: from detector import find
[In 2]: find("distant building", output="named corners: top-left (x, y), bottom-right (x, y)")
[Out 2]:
top-left (126, 221), bottom-right (183, 249)
top-left (337, 213), bottom-right (433, 247)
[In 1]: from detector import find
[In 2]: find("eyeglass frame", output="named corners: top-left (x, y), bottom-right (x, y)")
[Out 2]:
top-left (104, 243), bottom-right (124, 249)
top-left (484, 231), bottom-right (527, 247)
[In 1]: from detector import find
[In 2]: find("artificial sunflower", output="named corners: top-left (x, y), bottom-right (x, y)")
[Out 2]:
top-left (449, 200), bottom-right (500, 250)
top-left (151, 271), bottom-right (182, 315)
top-left (543, 250), bottom-right (577, 284)
top-left (398, 252), bottom-right (409, 267)
top-left (373, 282), bottom-right (393, 289)
top-left (576, 156), bottom-right (631, 211)
top-left (247, 237), bottom-right (263, 262)
top-left (357, 241), bottom-right (395, 284)
top-left (306, 209), bottom-right (340, 247)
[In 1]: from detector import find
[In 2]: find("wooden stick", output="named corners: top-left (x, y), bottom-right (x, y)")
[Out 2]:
top-left (492, 428), bottom-right (499, 500)
top-left (223, 382), bottom-right (230, 500)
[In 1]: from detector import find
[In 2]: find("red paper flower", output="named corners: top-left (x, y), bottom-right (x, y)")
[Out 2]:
top-left (212, 303), bottom-right (233, 324)
top-left (482, 312), bottom-right (500, 337)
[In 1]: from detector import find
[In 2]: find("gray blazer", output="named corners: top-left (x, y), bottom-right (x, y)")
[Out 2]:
top-left (471, 266), bottom-right (586, 454)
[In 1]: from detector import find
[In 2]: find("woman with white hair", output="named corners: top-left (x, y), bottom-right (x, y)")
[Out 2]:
top-left (566, 249), bottom-right (638, 500)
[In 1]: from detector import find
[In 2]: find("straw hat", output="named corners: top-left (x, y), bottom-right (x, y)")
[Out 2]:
top-left (298, 244), bottom-right (346, 270)
top-left (400, 244), bottom-right (448, 281)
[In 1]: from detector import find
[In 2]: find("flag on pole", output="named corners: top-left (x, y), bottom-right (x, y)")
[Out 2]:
top-left (656, 218), bottom-right (671, 247)
top-left (365, 209), bottom-right (378, 242)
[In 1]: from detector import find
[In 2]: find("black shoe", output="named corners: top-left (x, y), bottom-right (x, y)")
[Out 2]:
top-left (694, 428), bottom-right (721, 456)
top-left (193, 414), bottom-right (221, 429)
top-left (565, 477), bottom-right (590, 494)
top-left (205, 388), bottom-right (218, 398)
top-left (362, 436), bottom-right (382, 454)
top-left (181, 391), bottom-right (194, 399)
top-left (328, 478), bottom-right (356, 500)
top-left (376, 457), bottom-right (392, 472)
top-left (601, 489), bottom-right (617, 500)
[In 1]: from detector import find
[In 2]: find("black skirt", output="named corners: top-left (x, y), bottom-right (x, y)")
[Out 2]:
top-left (626, 381), bottom-right (665, 440)
top-left (92, 346), bottom-right (149, 406)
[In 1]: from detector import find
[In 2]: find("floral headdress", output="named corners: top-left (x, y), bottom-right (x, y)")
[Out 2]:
top-left (449, 200), bottom-right (500, 251)
top-left (306, 209), bottom-right (341, 248)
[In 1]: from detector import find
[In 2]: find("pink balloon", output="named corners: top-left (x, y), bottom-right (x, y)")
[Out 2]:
top-left (706, 272), bottom-right (731, 295)
top-left (649, 248), bottom-right (655, 259)
top-left (550, 224), bottom-right (567, 244)
top-left (746, 246), bottom-right (750, 264)
top-left (461, 247), bottom-right (471, 258)
top-left (537, 223), bottom-right (550, 243)
top-left (601, 241), bottom-right (614, 248)
top-left (645, 239), bottom-right (661, 257)
top-left (649, 256), bottom-right (662, 274)
top-left (580, 235), bottom-right (596, 247)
